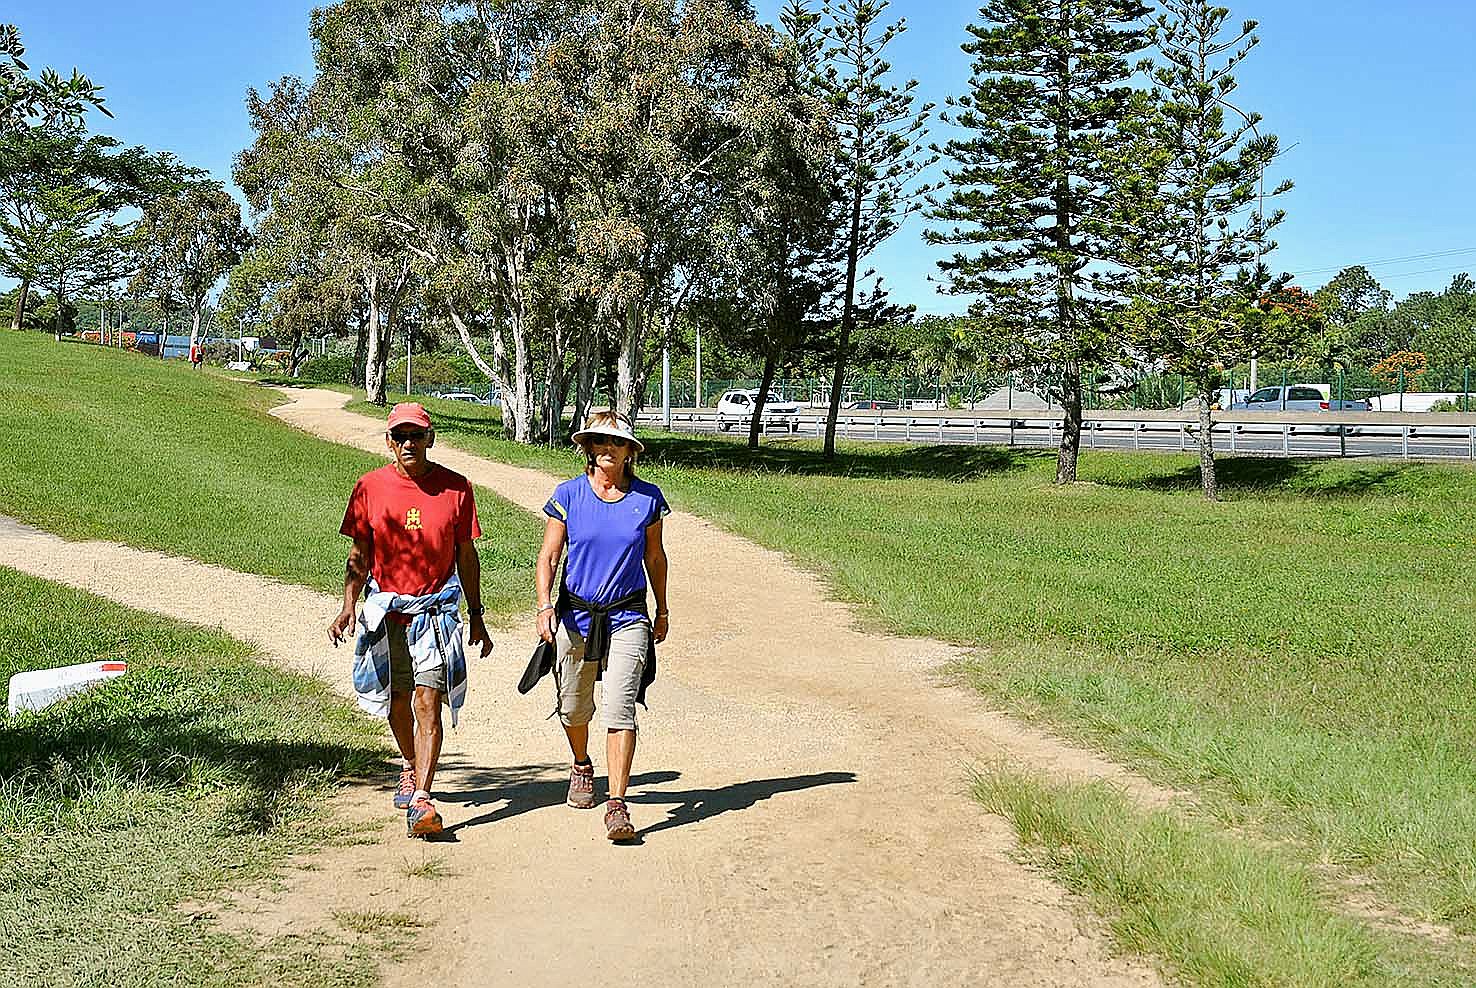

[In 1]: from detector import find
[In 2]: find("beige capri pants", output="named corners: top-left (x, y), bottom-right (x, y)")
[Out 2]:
top-left (555, 617), bottom-right (650, 731)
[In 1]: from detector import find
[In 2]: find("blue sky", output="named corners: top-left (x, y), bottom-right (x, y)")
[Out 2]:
top-left (10, 0), bottom-right (1476, 312)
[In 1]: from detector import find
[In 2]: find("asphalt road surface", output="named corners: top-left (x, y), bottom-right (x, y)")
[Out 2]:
top-left (641, 413), bottom-right (1476, 461)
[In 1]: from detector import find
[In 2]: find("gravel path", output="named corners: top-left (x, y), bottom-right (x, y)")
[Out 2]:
top-left (0, 388), bottom-right (1168, 986)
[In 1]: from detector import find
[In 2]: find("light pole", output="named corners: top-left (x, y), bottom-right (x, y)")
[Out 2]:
top-left (662, 345), bottom-right (672, 429)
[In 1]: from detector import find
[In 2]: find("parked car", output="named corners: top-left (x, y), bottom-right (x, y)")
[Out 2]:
top-left (715, 389), bottom-right (802, 433)
top-left (1229, 385), bottom-right (1370, 412)
top-left (1229, 384), bottom-right (1370, 434)
top-left (435, 391), bottom-right (488, 405)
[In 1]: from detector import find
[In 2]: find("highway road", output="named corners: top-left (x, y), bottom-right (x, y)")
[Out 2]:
top-left (638, 411), bottom-right (1476, 461)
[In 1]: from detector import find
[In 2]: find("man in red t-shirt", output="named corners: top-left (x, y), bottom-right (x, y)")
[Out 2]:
top-left (329, 402), bottom-right (492, 837)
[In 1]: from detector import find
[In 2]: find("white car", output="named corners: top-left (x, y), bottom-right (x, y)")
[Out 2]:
top-left (715, 389), bottom-right (802, 433)
top-left (436, 391), bottom-right (487, 405)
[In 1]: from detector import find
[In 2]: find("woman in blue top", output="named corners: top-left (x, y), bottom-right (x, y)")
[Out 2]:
top-left (536, 409), bottom-right (670, 841)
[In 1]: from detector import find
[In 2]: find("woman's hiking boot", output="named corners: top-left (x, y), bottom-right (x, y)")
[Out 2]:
top-left (393, 767), bottom-right (416, 810)
top-left (604, 797), bottom-right (635, 842)
top-left (567, 761), bottom-right (596, 809)
top-left (406, 796), bottom-right (443, 838)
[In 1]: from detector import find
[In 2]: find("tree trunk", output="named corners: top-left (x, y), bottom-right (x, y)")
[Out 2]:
top-left (506, 306), bottom-right (534, 444)
top-left (1051, 7), bottom-right (1080, 484)
top-left (352, 307), bottom-right (368, 386)
top-left (1197, 392), bottom-right (1219, 501)
top-left (288, 329), bottom-right (309, 378)
top-left (11, 278), bottom-right (29, 332)
top-left (52, 289), bottom-right (65, 342)
top-left (364, 274), bottom-right (388, 405)
top-left (614, 299), bottom-right (646, 421)
top-left (824, 170), bottom-right (865, 460)
top-left (1055, 363), bottom-right (1082, 485)
top-left (748, 350), bottom-right (779, 451)
top-left (572, 324), bottom-right (599, 432)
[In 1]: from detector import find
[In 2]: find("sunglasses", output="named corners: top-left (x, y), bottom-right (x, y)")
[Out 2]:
top-left (590, 435), bottom-right (630, 448)
top-left (390, 429), bottom-right (430, 444)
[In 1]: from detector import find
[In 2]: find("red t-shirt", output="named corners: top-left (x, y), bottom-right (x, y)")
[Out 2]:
top-left (340, 464), bottom-right (481, 605)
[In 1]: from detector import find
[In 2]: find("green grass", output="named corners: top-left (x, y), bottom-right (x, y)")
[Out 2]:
top-left (975, 767), bottom-right (1470, 988)
top-left (392, 397), bottom-right (1476, 979)
top-left (0, 566), bottom-right (388, 987)
top-left (0, 331), bottom-right (539, 615)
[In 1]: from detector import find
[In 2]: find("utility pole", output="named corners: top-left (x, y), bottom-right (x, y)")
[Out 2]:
top-left (405, 330), bottom-right (412, 396)
top-left (662, 345), bottom-right (671, 430)
top-left (695, 324), bottom-right (703, 408)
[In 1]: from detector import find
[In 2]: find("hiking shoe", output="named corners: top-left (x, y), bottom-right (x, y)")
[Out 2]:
top-left (604, 798), bottom-right (635, 842)
top-left (406, 797), bottom-right (443, 838)
top-left (393, 767), bottom-right (416, 810)
top-left (567, 761), bottom-right (595, 809)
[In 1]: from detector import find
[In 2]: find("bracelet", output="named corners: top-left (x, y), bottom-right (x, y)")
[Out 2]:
top-left (536, 603), bottom-right (555, 614)
top-left (655, 609), bottom-right (669, 617)
top-left (468, 605), bottom-right (486, 616)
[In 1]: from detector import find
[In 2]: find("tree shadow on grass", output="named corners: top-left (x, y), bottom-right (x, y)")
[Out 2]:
top-left (643, 437), bottom-right (1044, 483)
top-left (1101, 456), bottom-right (1411, 499)
top-left (0, 706), bottom-right (384, 834)
top-left (422, 403), bottom-right (1048, 484)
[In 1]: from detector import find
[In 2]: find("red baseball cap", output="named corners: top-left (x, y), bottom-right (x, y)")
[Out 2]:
top-left (387, 402), bottom-right (432, 430)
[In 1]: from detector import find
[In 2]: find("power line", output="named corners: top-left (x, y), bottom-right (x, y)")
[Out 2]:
top-left (1291, 246), bottom-right (1476, 278)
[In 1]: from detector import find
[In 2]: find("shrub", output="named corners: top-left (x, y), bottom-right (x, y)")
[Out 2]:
top-left (1427, 398), bottom-right (1472, 413)
top-left (299, 354), bottom-right (353, 384)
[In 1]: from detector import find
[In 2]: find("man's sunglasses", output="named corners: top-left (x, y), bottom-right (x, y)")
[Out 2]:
top-left (390, 429), bottom-right (430, 444)
top-left (590, 435), bottom-right (630, 448)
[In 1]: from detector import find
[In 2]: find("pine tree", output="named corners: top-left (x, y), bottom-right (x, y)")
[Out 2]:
top-left (818, 0), bottom-right (936, 460)
top-left (927, 0), bottom-right (1150, 484)
top-left (1114, 0), bottom-right (1293, 500)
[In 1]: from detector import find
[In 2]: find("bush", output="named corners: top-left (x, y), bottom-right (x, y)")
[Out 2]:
top-left (389, 351), bottom-right (488, 393)
top-left (299, 354), bottom-right (353, 384)
top-left (1427, 399), bottom-right (1472, 413)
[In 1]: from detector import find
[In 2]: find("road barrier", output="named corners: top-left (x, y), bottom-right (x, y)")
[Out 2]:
top-left (636, 408), bottom-right (1476, 461)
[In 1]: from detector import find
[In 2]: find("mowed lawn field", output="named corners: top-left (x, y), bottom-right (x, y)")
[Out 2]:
top-left (3, 328), bottom-right (1471, 985)
top-left (0, 333), bottom-right (543, 985)
top-left (373, 392), bottom-right (1476, 985)
top-left (0, 568), bottom-right (391, 987)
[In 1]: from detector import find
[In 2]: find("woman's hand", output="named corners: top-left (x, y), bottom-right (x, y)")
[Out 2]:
top-left (653, 612), bottom-right (669, 644)
top-left (537, 607), bottom-right (557, 644)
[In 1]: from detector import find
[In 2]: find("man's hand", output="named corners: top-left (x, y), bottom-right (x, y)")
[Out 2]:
top-left (329, 606), bottom-right (355, 646)
top-left (467, 615), bottom-right (494, 658)
top-left (537, 608), bottom-right (557, 645)
top-left (653, 612), bottom-right (669, 644)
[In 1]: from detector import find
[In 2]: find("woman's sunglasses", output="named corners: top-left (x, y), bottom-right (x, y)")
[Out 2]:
top-left (591, 435), bottom-right (630, 449)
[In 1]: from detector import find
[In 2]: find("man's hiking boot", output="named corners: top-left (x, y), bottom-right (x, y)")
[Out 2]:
top-left (568, 761), bottom-right (596, 809)
top-left (604, 797), bottom-right (635, 842)
top-left (406, 797), bottom-right (443, 838)
top-left (393, 767), bottom-right (416, 810)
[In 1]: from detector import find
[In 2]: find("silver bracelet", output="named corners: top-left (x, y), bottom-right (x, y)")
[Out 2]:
top-left (536, 603), bottom-right (555, 614)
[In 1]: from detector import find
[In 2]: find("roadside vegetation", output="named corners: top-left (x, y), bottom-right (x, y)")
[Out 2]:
top-left (0, 566), bottom-right (387, 987)
top-left (387, 392), bottom-right (1476, 984)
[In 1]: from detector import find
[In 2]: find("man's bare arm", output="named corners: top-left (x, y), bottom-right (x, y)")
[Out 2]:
top-left (329, 537), bottom-right (372, 645)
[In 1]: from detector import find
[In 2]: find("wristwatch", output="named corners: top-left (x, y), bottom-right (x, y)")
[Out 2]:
top-left (467, 605), bottom-right (486, 616)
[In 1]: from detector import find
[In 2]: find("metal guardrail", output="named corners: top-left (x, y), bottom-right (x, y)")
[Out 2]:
top-left (636, 408), bottom-right (1476, 461)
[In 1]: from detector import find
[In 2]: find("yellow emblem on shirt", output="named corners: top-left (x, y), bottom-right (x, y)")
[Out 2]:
top-left (405, 507), bottom-right (423, 531)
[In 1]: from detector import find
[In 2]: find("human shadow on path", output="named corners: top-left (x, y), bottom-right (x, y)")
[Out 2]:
top-left (434, 760), bottom-right (681, 835)
top-left (626, 771), bottom-right (857, 840)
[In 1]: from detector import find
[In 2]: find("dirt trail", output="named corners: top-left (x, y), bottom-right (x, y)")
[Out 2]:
top-left (0, 387), bottom-right (1169, 986)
